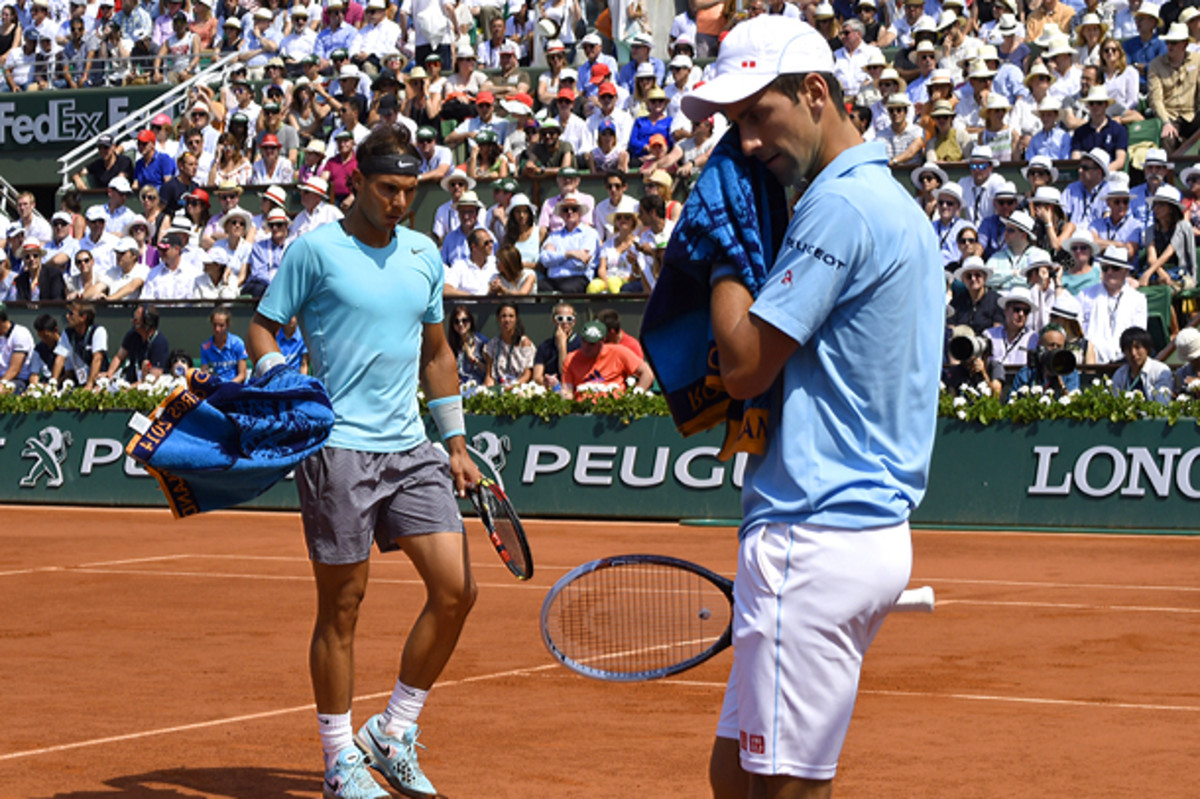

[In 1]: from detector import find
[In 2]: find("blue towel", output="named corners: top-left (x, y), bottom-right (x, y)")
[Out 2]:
top-left (126, 366), bottom-right (335, 518)
top-left (641, 127), bottom-right (788, 459)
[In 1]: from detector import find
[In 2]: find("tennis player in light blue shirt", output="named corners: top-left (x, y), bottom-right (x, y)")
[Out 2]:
top-left (257, 218), bottom-right (443, 452)
top-left (681, 16), bottom-right (943, 796)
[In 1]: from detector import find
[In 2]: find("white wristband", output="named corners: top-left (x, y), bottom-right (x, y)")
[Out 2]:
top-left (428, 394), bottom-right (465, 440)
top-left (253, 351), bottom-right (286, 379)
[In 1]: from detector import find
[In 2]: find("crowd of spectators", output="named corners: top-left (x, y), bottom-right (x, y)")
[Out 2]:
top-left (6, 0), bottom-right (1200, 401)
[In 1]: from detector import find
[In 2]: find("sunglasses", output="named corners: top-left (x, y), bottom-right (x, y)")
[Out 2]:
top-left (269, 221), bottom-right (288, 228)
top-left (962, 271), bottom-right (986, 280)
top-left (1109, 197), bottom-right (1130, 204)
top-left (969, 163), bottom-right (991, 171)
top-left (958, 236), bottom-right (979, 244)
top-left (75, 256), bottom-right (92, 264)
top-left (1007, 305), bottom-right (1030, 315)
top-left (606, 183), bottom-right (624, 190)
top-left (227, 219), bottom-right (246, 226)
top-left (554, 314), bottom-right (576, 323)
top-left (22, 254), bottom-right (40, 261)
top-left (937, 199), bottom-right (958, 207)
top-left (1101, 263), bottom-right (1126, 272)
top-left (52, 219), bottom-right (69, 226)
top-left (1027, 170), bottom-right (1050, 178)
top-left (1072, 244), bottom-right (1094, 253)
top-left (453, 317), bottom-right (471, 325)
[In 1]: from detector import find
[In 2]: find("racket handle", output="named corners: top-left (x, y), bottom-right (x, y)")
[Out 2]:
top-left (894, 585), bottom-right (935, 613)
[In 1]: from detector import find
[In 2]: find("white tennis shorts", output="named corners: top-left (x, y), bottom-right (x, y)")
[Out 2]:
top-left (715, 520), bottom-right (913, 780)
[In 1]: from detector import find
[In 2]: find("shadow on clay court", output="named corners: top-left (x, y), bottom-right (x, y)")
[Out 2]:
top-left (38, 766), bottom-right (323, 799)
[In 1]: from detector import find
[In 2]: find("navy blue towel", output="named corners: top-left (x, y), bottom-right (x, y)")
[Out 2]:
top-left (126, 366), bottom-right (335, 518)
top-left (641, 127), bottom-right (788, 455)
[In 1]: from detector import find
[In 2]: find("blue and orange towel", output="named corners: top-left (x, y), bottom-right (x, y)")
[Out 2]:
top-left (126, 366), bottom-right (334, 518)
top-left (640, 128), bottom-right (788, 460)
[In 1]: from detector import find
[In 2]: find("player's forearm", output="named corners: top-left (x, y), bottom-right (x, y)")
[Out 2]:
top-left (710, 277), bottom-right (796, 399)
top-left (247, 312), bottom-right (283, 361)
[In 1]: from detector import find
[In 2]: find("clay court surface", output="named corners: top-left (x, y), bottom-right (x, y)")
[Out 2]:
top-left (1, 506), bottom-right (1199, 798)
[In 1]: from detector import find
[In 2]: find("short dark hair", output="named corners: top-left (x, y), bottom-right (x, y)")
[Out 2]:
top-left (71, 301), bottom-right (95, 327)
top-left (596, 308), bottom-right (621, 333)
top-left (34, 313), bottom-right (58, 333)
top-left (139, 304), bottom-right (160, 330)
top-left (638, 193), bottom-right (666, 218)
top-left (769, 72), bottom-right (847, 118)
top-left (356, 122), bottom-right (417, 164)
top-left (1119, 326), bottom-right (1154, 353)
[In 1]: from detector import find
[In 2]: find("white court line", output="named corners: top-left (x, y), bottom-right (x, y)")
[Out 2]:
top-left (66, 567), bottom-right (546, 591)
top-left (0, 566), bottom-right (63, 577)
top-left (76, 554), bottom-right (193, 569)
top-left (937, 599), bottom-right (1200, 614)
top-left (919, 577), bottom-right (1200, 593)
top-left (0, 663), bottom-right (559, 764)
top-left (650, 681), bottom-right (1200, 714)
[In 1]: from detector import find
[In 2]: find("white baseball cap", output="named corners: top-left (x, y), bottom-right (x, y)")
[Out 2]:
top-left (681, 17), bottom-right (833, 122)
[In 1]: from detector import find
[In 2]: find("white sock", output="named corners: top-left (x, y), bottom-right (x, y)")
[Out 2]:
top-left (317, 711), bottom-right (355, 771)
top-left (381, 680), bottom-right (428, 737)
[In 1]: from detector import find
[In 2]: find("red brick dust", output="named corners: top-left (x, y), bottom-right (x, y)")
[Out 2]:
top-left (1, 507), bottom-right (1197, 798)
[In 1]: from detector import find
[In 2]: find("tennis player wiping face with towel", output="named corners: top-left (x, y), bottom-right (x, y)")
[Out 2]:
top-left (681, 16), bottom-right (944, 799)
top-left (247, 125), bottom-right (480, 799)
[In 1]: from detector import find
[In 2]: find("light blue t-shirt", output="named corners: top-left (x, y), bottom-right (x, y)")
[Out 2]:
top-left (258, 222), bottom-right (444, 453)
top-left (740, 141), bottom-right (943, 534)
top-left (200, 332), bottom-right (248, 382)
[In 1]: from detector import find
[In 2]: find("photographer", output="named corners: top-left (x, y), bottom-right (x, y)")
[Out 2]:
top-left (943, 324), bottom-right (1004, 396)
top-left (948, 256), bottom-right (1004, 333)
top-left (1011, 323), bottom-right (1081, 394)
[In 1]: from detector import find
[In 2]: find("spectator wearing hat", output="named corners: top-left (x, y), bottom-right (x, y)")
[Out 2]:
top-left (250, 132), bottom-right (295, 186)
top-left (1028, 185), bottom-right (1076, 268)
top-left (187, 0), bottom-right (217, 50)
top-left (627, 87), bottom-right (674, 168)
top-left (1131, 146), bottom-right (1174, 225)
top-left (154, 9), bottom-right (199, 83)
top-left (43, 211), bottom-right (81, 272)
top-left (279, 6), bottom-right (316, 63)
top-left (132, 128), bottom-right (177, 191)
top-left (256, 98), bottom-right (300, 162)
top-left (878, 93), bottom-right (923, 166)
top-left (977, 180), bottom-right (1020, 258)
top-left (1170, 326), bottom-right (1200, 392)
top-left (932, 184), bottom-right (971, 266)
top-left (332, 62), bottom-right (370, 110)
top-left (1022, 246), bottom-right (1063, 331)
top-left (441, 42), bottom-right (487, 116)
top-left (326, 95), bottom-right (369, 153)
top-left (439, 190), bottom-right (486, 267)
top-left (586, 81), bottom-right (633, 150)
top-left (925, 99), bottom-right (974, 162)
top-left (663, 53), bottom-right (698, 115)
top-left (95, 175), bottom-right (136, 237)
top-left (986, 210), bottom-right (1050, 290)
top-left (949, 257), bottom-right (1005, 333)
top-left (866, 67), bottom-right (908, 133)
top-left (217, 13), bottom-right (243, 56)
top-left (1061, 229), bottom-right (1102, 295)
top-left (910, 160), bottom-right (947, 219)
top-left (1010, 320), bottom-right (1082, 395)
top-left (1041, 36), bottom-right (1082, 104)
top-left (1124, 3), bottom-right (1166, 89)
top-left (538, 192), bottom-right (600, 294)
top-left (561, 318), bottom-right (654, 399)
top-left (981, 285), bottom-right (1039, 368)
top-left (0, 303), bottom-right (36, 393)
top-left (1091, 173), bottom-right (1143, 262)
top-left (1111, 326), bottom-right (1174, 401)
top-left (210, 207), bottom-right (253, 282)
top-left (194, 248), bottom-right (239, 300)
top-left (538, 168), bottom-right (595, 241)
top-left (484, 177), bottom-right (518, 242)
top-left (142, 226), bottom-right (201, 301)
top-left (1061, 148), bottom-right (1112, 233)
top-left (431, 169), bottom-right (474, 244)
top-left (586, 117), bottom-right (629, 174)
top-left (78, 205), bottom-right (119, 274)
top-left (616, 32), bottom-right (665, 93)
top-left (1142, 184), bottom-right (1196, 289)
top-left (905, 40), bottom-right (938, 104)
top-left (224, 82), bottom-right (262, 140)
top-left (295, 139), bottom-right (325, 185)
top-left (887, 0), bottom-right (933, 51)
top-left (521, 117), bottom-right (573, 178)
top-left (978, 92), bottom-right (1020, 162)
top-left (856, 0), bottom-right (890, 47)
top-left (943, 322), bottom-right (1005, 398)
top-left (1025, 95), bottom-right (1072, 160)
top-left (1148, 22), bottom-right (1200, 147)
top-left (291, 177), bottom-right (344, 240)
top-left (988, 10), bottom-right (1028, 61)
top-left (1046, 291), bottom-right (1096, 365)
top-left (201, 182), bottom-right (245, 245)
top-left (1078, 245), bottom-right (1148, 363)
top-left (13, 240), bottom-right (66, 302)
top-left (445, 90), bottom-right (512, 148)
top-left (484, 39), bottom-right (531, 99)
top-left (242, 206), bottom-right (290, 298)
top-left (415, 126), bottom-right (454, 185)
top-left (832, 18), bottom-right (881, 99)
top-left (1069, 86), bottom-right (1127, 169)
top-left (73, 133), bottom-right (134, 192)
top-left (957, 146), bottom-right (1005, 224)
top-left (503, 0), bottom-right (534, 64)
top-left (313, 0), bottom-right (357, 70)
top-left (577, 32), bottom-right (617, 94)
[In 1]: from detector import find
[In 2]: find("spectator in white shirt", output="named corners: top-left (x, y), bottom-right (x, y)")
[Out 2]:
top-left (444, 227), bottom-right (499, 296)
top-left (1079, 245), bottom-right (1149, 363)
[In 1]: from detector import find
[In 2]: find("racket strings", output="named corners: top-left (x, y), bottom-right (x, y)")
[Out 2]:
top-left (547, 564), bottom-right (731, 677)
top-left (484, 489), bottom-right (532, 576)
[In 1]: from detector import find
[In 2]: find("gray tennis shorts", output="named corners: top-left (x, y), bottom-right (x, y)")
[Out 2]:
top-left (296, 441), bottom-right (465, 565)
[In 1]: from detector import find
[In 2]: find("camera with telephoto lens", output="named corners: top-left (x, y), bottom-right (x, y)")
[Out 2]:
top-left (1036, 346), bottom-right (1077, 377)
top-left (949, 332), bottom-right (991, 362)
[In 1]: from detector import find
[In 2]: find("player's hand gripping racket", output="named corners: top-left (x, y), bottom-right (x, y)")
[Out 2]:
top-left (540, 554), bottom-right (934, 682)
top-left (469, 477), bottom-right (533, 581)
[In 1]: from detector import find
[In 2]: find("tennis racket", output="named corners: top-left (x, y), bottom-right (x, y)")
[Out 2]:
top-left (540, 554), bottom-right (934, 682)
top-left (469, 477), bottom-right (534, 581)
